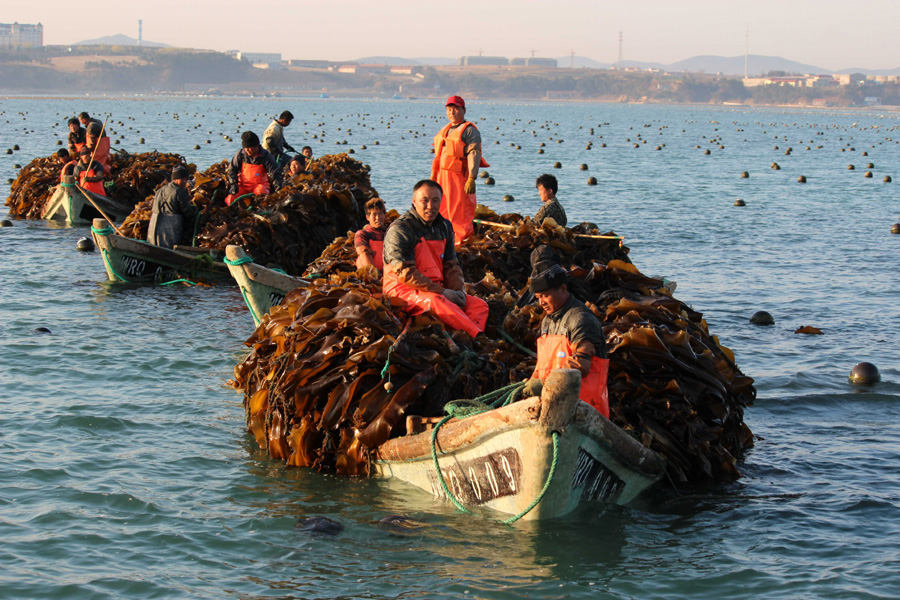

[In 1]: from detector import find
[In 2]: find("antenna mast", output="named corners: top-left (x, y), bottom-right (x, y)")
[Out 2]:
top-left (138, 19), bottom-right (143, 46)
top-left (618, 31), bottom-right (623, 65)
top-left (569, 50), bottom-right (575, 68)
top-left (745, 27), bottom-right (749, 78)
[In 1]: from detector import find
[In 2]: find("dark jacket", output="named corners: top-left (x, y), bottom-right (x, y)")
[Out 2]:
top-left (540, 294), bottom-right (608, 358)
top-left (227, 148), bottom-right (282, 194)
top-left (382, 208), bottom-right (464, 293)
top-left (67, 128), bottom-right (86, 155)
top-left (534, 197), bottom-right (567, 226)
top-left (148, 181), bottom-right (195, 249)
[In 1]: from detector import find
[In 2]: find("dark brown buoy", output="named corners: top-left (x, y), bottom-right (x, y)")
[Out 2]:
top-left (740, 171), bottom-right (749, 178)
top-left (580, 164), bottom-right (588, 170)
top-left (734, 199), bottom-right (746, 207)
top-left (749, 311), bottom-right (774, 325)
top-left (587, 177), bottom-right (597, 185)
top-left (75, 237), bottom-right (94, 252)
top-left (553, 162), bottom-right (561, 168)
top-left (864, 171), bottom-right (873, 178)
top-left (849, 362), bottom-right (880, 385)
top-left (891, 223), bottom-right (900, 234)
top-left (798, 175), bottom-right (807, 183)
top-left (502, 194), bottom-right (515, 202)
top-left (484, 177), bottom-right (495, 185)
top-left (848, 164), bottom-right (855, 170)
top-left (0, 219), bottom-right (13, 227)
top-left (883, 175), bottom-right (891, 183)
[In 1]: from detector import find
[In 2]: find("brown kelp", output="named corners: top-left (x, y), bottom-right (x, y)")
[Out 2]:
top-left (232, 209), bottom-right (755, 484)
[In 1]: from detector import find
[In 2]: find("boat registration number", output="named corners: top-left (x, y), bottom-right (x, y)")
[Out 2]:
top-left (430, 448), bottom-right (522, 505)
top-left (268, 292), bottom-right (285, 306)
top-left (572, 448), bottom-right (625, 502)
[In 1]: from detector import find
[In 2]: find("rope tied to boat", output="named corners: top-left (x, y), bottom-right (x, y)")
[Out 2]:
top-left (429, 380), bottom-right (561, 522)
top-left (224, 256), bottom-right (253, 267)
top-left (91, 225), bottom-right (114, 236)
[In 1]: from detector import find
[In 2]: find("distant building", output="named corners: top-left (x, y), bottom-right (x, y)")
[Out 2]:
top-left (0, 22), bottom-right (43, 48)
top-left (833, 73), bottom-right (866, 86)
top-left (235, 52), bottom-right (282, 69)
top-left (288, 60), bottom-right (334, 69)
top-left (390, 65), bottom-right (423, 75)
top-left (525, 57), bottom-right (557, 68)
top-left (459, 55), bottom-right (508, 66)
top-left (865, 96), bottom-right (880, 106)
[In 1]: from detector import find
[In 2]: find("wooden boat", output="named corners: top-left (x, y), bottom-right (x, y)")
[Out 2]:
top-left (42, 178), bottom-right (133, 225)
top-left (373, 369), bottom-right (665, 521)
top-left (90, 218), bottom-right (231, 284)
top-left (224, 245), bottom-right (308, 324)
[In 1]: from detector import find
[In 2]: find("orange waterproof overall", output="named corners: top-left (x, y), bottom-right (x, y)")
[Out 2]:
top-left (531, 335), bottom-right (610, 417)
top-left (383, 238), bottom-right (488, 338)
top-left (79, 166), bottom-right (106, 197)
top-left (431, 122), bottom-right (488, 243)
top-left (226, 162), bottom-right (270, 205)
top-left (87, 136), bottom-right (111, 172)
top-left (355, 239), bottom-right (384, 271)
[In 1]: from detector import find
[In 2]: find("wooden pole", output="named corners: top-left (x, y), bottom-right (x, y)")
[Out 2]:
top-left (75, 184), bottom-right (124, 236)
top-left (474, 219), bottom-right (624, 242)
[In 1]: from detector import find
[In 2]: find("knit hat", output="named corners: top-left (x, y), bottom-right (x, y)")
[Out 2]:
top-left (172, 166), bottom-right (190, 180)
top-left (241, 131), bottom-right (260, 148)
top-left (528, 261), bottom-right (568, 293)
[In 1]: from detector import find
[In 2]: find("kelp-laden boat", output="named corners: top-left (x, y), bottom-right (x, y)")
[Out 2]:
top-left (42, 180), bottom-right (134, 225)
top-left (90, 218), bottom-right (231, 284)
top-left (373, 369), bottom-right (664, 521)
top-left (224, 245), bottom-right (308, 325)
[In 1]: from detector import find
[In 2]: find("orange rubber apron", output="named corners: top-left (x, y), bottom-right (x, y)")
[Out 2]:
top-left (532, 334), bottom-right (610, 417)
top-left (79, 166), bottom-right (106, 197)
top-left (383, 237), bottom-right (488, 337)
top-left (88, 136), bottom-right (111, 172)
top-left (431, 122), bottom-right (489, 243)
top-left (355, 239), bottom-right (384, 271)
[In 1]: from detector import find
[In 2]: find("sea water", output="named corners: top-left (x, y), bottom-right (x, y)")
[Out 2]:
top-left (1, 98), bottom-right (899, 599)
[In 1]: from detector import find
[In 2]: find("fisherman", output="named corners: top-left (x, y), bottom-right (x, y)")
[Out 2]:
top-left (78, 112), bottom-right (107, 137)
top-left (56, 149), bottom-right (77, 181)
top-left (225, 131), bottom-right (282, 205)
top-left (148, 166), bottom-right (196, 249)
top-left (287, 154), bottom-right (307, 179)
top-left (431, 95), bottom-right (488, 243)
top-left (382, 179), bottom-right (488, 338)
top-left (533, 174), bottom-right (567, 226)
top-left (354, 198), bottom-right (387, 272)
top-left (263, 110), bottom-right (297, 172)
top-left (84, 122), bottom-right (111, 173)
top-left (66, 118), bottom-right (86, 156)
top-left (73, 147), bottom-right (106, 197)
top-left (301, 146), bottom-right (313, 160)
top-left (521, 259), bottom-right (610, 417)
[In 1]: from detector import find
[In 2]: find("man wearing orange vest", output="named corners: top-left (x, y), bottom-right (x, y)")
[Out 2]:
top-left (225, 131), bottom-right (282, 205)
top-left (523, 260), bottom-right (610, 417)
top-left (355, 198), bottom-right (387, 272)
top-left (73, 147), bottom-right (107, 197)
top-left (84, 122), bottom-right (111, 173)
top-left (56, 149), bottom-right (77, 181)
top-left (431, 95), bottom-right (486, 243)
top-left (382, 179), bottom-right (488, 338)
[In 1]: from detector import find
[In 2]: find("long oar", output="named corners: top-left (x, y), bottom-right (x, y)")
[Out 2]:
top-left (474, 219), bottom-right (625, 242)
top-left (75, 184), bottom-right (124, 236)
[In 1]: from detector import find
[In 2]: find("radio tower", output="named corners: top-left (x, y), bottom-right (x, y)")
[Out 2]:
top-left (138, 19), bottom-right (143, 46)
top-left (569, 50), bottom-right (575, 68)
top-left (744, 27), bottom-right (749, 78)
top-left (618, 31), bottom-right (623, 66)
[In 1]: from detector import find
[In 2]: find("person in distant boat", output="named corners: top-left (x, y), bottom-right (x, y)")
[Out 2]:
top-left (431, 95), bottom-right (488, 243)
top-left (148, 166), bottom-right (196, 249)
top-left (56, 149), bottom-right (77, 181)
top-left (78, 112), bottom-right (107, 138)
top-left (225, 131), bottom-right (282, 205)
top-left (354, 198), bottom-right (387, 272)
top-left (263, 110), bottom-right (297, 172)
top-left (73, 147), bottom-right (106, 197)
top-left (382, 179), bottom-right (488, 338)
top-left (67, 118), bottom-right (86, 156)
top-left (84, 122), bottom-right (111, 173)
top-left (522, 259), bottom-right (609, 417)
top-left (301, 146), bottom-right (313, 159)
top-left (533, 174), bottom-right (567, 227)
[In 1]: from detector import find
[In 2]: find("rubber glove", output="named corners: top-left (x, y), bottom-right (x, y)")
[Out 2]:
top-left (441, 288), bottom-right (466, 308)
top-left (464, 177), bottom-right (476, 194)
top-left (521, 378), bottom-right (543, 399)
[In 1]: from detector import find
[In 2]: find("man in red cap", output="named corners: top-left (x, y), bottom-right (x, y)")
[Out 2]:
top-left (431, 95), bottom-right (487, 243)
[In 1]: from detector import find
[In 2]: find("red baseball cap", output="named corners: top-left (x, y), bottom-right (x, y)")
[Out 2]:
top-left (445, 95), bottom-right (465, 108)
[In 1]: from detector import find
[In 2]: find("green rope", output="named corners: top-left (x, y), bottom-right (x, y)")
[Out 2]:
top-left (160, 278), bottom-right (197, 286)
top-left (499, 328), bottom-right (537, 357)
top-left (91, 225), bottom-right (114, 236)
top-left (100, 248), bottom-right (126, 281)
top-left (224, 256), bottom-right (253, 267)
top-left (101, 246), bottom-right (197, 287)
top-left (239, 285), bottom-right (261, 326)
top-left (271, 267), bottom-right (287, 275)
top-left (501, 432), bottom-right (559, 524)
top-left (60, 182), bottom-right (75, 188)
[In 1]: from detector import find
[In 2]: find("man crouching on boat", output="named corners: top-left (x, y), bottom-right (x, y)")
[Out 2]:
top-left (382, 179), bottom-right (488, 338)
top-left (523, 261), bottom-right (610, 417)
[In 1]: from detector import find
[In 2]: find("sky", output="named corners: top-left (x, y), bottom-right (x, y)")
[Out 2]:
top-left (6, 0), bottom-right (900, 71)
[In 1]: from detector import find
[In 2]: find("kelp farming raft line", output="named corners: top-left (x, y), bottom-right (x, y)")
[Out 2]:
top-left (231, 211), bottom-right (755, 485)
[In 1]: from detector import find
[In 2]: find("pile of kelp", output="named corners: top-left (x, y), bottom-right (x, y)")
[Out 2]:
top-left (4, 150), bottom-right (191, 219)
top-left (232, 210), bottom-right (755, 484)
top-left (119, 154), bottom-right (374, 275)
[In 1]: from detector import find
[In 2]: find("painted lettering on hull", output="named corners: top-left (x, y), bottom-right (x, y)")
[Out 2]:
top-left (268, 292), bottom-right (285, 307)
top-left (572, 448), bottom-right (624, 502)
top-left (120, 255), bottom-right (147, 277)
top-left (429, 448), bottom-right (521, 505)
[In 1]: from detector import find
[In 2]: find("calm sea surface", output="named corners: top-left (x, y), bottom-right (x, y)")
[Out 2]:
top-left (1, 98), bottom-right (899, 599)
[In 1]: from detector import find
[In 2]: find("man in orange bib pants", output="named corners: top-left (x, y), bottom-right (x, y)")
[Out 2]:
top-left (431, 95), bottom-right (487, 244)
top-left (225, 131), bottom-right (282, 205)
top-left (382, 179), bottom-right (488, 338)
top-left (523, 260), bottom-right (610, 417)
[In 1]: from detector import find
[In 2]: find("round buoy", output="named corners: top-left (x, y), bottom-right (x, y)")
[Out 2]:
top-left (771, 162), bottom-right (780, 170)
top-left (848, 164), bottom-right (855, 170)
top-left (384, 381), bottom-right (394, 392)
top-left (867, 162), bottom-right (874, 169)
top-left (502, 194), bottom-right (515, 202)
top-left (4, 149), bottom-right (11, 155)
top-left (553, 162), bottom-right (561, 169)
top-left (479, 171), bottom-right (489, 179)
top-left (740, 171), bottom-right (749, 178)
top-left (374, 141), bottom-right (379, 145)
top-left (139, 138), bottom-right (145, 144)
top-left (14, 163), bottom-right (21, 169)
top-left (193, 144), bottom-right (200, 150)
top-left (33, 326), bottom-right (52, 334)
top-left (656, 146), bottom-right (662, 150)
top-left (600, 143), bottom-right (606, 148)
top-left (13, 144), bottom-right (20, 150)
top-left (734, 199), bottom-right (746, 207)
top-left (798, 175), bottom-right (807, 183)
top-left (56, 140), bottom-right (62, 146)
top-left (0, 219), bottom-right (13, 227)
top-left (537, 149), bottom-right (544, 154)
top-left (864, 171), bottom-right (873, 178)
top-left (749, 311), bottom-right (774, 325)
top-left (849, 362), bottom-right (880, 385)
top-left (704, 149), bottom-right (711, 155)
top-left (884, 175), bottom-right (891, 183)
top-left (862, 151), bottom-right (868, 156)
top-left (348, 149), bottom-right (354, 154)
top-left (360, 145), bottom-right (367, 149)
top-left (891, 223), bottom-right (900, 234)
top-left (76, 237), bottom-right (94, 252)
top-left (484, 177), bottom-right (495, 185)
top-left (587, 177), bottom-right (598, 186)
top-left (580, 164), bottom-right (588, 171)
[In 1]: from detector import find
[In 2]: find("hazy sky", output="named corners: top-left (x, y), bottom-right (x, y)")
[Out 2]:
top-left (7, 0), bottom-right (900, 70)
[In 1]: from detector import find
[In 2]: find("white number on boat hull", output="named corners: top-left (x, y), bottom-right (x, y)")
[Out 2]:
top-left (268, 292), bottom-right (285, 306)
top-left (121, 255), bottom-right (147, 277)
top-left (430, 448), bottom-right (521, 505)
top-left (572, 448), bottom-right (625, 502)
